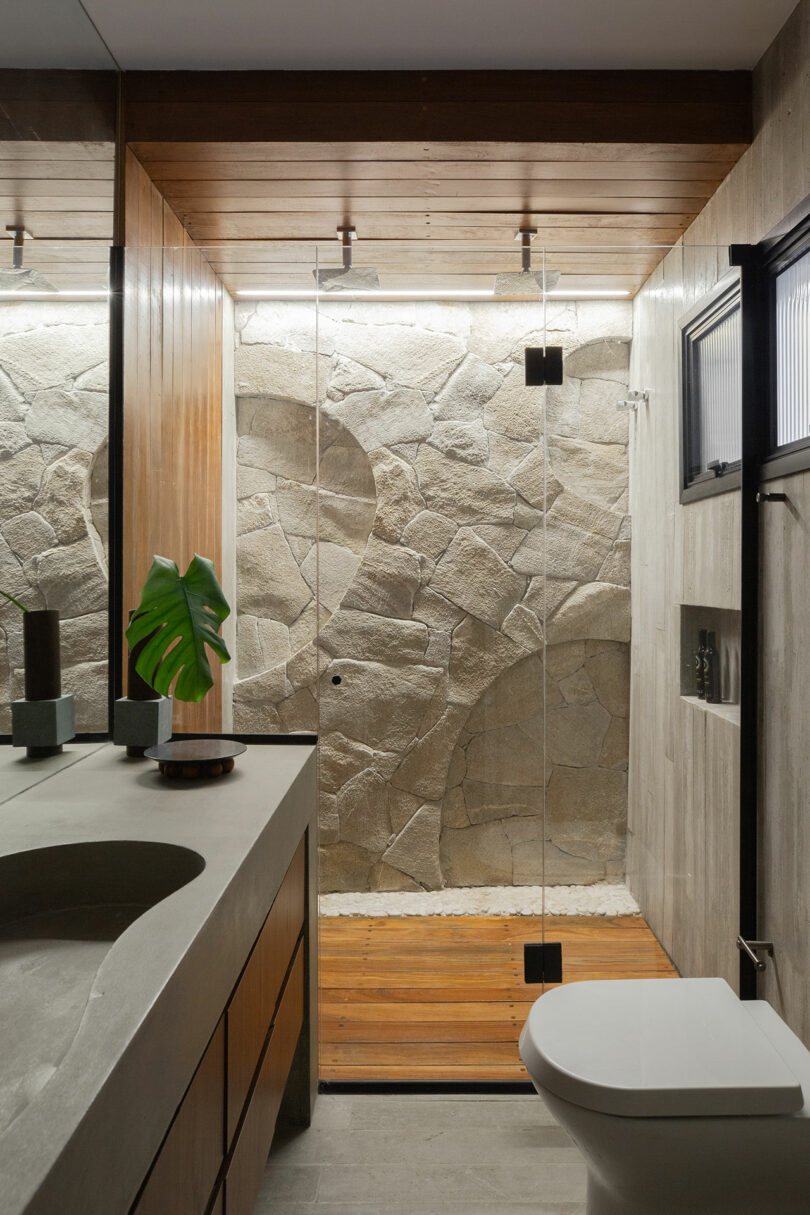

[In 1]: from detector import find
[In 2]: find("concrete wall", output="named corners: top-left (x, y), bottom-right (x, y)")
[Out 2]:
top-left (629, 0), bottom-right (810, 1024)
top-left (232, 298), bottom-right (632, 893)
top-left (0, 300), bottom-right (109, 734)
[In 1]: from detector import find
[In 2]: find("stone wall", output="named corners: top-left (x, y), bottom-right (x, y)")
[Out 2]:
top-left (233, 299), bottom-right (631, 891)
top-left (0, 301), bottom-right (109, 733)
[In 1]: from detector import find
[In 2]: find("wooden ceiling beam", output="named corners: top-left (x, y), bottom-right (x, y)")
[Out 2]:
top-left (123, 70), bottom-right (751, 145)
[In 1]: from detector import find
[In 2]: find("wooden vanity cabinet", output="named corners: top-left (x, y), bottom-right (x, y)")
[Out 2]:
top-left (130, 836), bottom-right (309, 1215)
top-left (226, 839), bottom-right (306, 1144)
top-left (133, 1019), bottom-right (226, 1215)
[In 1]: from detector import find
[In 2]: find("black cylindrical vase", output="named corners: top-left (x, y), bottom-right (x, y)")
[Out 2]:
top-left (23, 609), bottom-right (62, 756)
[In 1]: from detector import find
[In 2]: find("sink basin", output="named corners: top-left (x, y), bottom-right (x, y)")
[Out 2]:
top-left (0, 840), bottom-right (205, 1136)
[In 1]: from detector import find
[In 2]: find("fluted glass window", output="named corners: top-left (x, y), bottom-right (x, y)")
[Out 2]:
top-left (775, 247), bottom-right (810, 449)
top-left (681, 283), bottom-right (742, 495)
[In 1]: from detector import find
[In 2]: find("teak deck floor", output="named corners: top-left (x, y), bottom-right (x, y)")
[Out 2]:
top-left (319, 915), bottom-right (678, 1082)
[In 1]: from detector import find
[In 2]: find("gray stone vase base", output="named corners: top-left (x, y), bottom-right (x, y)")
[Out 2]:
top-left (11, 695), bottom-right (75, 750)
top-left (113, 696), bottom-right (173, 749)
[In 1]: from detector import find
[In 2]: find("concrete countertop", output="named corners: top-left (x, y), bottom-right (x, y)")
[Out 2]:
top-left (0, 741), bottom-right (317, 1215)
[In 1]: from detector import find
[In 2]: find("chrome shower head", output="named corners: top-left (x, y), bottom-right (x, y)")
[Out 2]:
top-left (493, 229), bottom-right (560, 297)
top-left (314, 226), bottom-right (380, 293)
top-left (2, 227), bottom-right (58, 293)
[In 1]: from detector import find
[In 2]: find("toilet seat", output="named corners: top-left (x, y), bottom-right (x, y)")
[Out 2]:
top-left (519, 977), bottom-right (804, 1118)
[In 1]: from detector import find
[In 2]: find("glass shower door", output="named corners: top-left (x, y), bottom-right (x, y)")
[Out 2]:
top-left (312, 241), bottom-right (551, 907)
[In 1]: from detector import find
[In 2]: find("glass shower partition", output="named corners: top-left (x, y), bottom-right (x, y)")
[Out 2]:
top-left (227, 243), bottom-right (322, 737)
top-left (312, 240), bottom-right (552, 914)
top-left (222, 236), bottom-right (743, 1015)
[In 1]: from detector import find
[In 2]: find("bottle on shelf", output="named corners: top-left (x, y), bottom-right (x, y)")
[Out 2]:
top-left (704, 630), bottom-right (721, 703)
top-left (695, 629), bottom-right (707, 698)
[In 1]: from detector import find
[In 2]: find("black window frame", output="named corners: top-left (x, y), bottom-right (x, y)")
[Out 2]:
top-left (761, 211), bottom-right (810, 481)
top-left (679, 276), bottom-right (743, 504)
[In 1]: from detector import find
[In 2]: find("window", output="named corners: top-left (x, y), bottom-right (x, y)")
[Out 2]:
top-left (769, 224), bottom-right (810, 459)
top-left (680, 280), bottom-right (742, 502)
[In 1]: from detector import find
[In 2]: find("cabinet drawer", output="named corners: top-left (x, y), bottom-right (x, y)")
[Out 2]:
top-left (225, 941), bottom-right (304, 1215)
top-left (226, 838), bottom-right (305, 1145)
top-left (132, 1018), bottom-right (225, 1215)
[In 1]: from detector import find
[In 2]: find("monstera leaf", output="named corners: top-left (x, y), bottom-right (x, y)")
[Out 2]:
top-left (126, 555), bottom-right (231, 703)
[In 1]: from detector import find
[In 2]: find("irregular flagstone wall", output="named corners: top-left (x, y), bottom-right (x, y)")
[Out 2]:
top-left (0, 302), bottom-right (109, 733)
top-left (233, 299), bottom-right (631, 891)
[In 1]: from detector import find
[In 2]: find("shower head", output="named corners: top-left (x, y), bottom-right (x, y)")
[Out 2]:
top-left (314, 226), bottom-right (380, 293)
top-left (2, 227), bottom-right (58, 294)
top-left (493, 229), bottom-right (560, 297)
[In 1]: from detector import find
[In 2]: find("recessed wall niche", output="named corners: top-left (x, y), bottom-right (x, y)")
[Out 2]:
top-left (680, 603), bottom-right (741, 713)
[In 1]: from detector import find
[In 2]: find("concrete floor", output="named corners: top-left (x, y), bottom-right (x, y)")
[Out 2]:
top-left (258, 1093), bottom-right (587, 1214)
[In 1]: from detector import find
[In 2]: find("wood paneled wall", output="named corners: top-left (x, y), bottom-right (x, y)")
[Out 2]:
top-left (629, 0), bottom-right (810, 1030)
top-left (123, 148), bottom-right (225, 732)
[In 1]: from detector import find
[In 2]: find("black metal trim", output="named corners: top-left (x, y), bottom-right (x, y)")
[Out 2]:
top-left (729, 243), bottom-right (768, 1000)
top-left (170, 733), bottom-right (317, 745)
top-left (318, 1081), bottom-right (535, 1096)
top-left (679, 279), bottom-right (742, 501)
top-left (108, 245), bottom-right (125, 723)
top-left (1, 733), bottom-right (316, 747)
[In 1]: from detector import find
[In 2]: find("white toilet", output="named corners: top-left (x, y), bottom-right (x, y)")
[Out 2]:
top-left (519, 977), bottom-right (810, 1215)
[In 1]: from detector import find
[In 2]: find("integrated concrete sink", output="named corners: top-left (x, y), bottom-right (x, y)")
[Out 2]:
top-left (0, 840), bottom-right (205, 1136)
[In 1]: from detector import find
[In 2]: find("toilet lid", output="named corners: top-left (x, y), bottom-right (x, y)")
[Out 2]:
top-left (520, 978), bottom-right (804, 1117)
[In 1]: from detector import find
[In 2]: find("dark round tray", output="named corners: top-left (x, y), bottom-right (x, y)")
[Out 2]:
top-left (144, 739), bottom-right (247, 780)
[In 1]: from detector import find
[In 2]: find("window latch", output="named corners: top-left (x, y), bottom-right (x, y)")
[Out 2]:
top-left (707, 459), bottom-right (728, 477)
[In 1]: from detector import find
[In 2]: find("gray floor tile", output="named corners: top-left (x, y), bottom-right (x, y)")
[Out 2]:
top-left (256, 1206), bottom-right (584, 1214)
top-left (272, 1125), bottom-right (575, 1168)
top-left (257, 1164), bottom-right (321, 1205)
top-left (263, 1094), bottom-right (587, 1214)
top-left (347, 1093), bottom-right (560, 1130)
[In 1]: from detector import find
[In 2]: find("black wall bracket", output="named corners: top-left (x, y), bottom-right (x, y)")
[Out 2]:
top-left (525, 346), bottom-right (563, 386)
top-left (524, 942), bottom-right (563, 985)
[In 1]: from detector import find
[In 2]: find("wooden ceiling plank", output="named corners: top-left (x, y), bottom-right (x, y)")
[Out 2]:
top-left (184, 218), bottom-right (691, 243)
top-left (160, 178), bottom-right (722, 201)
top-left (0, 140), bottom-right (114, 161)
top-left (132, 140), bottom-right (749, 165)
top-left (143, 159), bottom-right (735, 183)
top-left (206, 241), bottom-right (685, 271)
top-left (0, 198), bottom-right (113, 215)
top-left (0, 212), bottom-right (113, 239)
top-left (0, 180), bottom-right (114, 199)
top-left (0, 160), bottom-right (115, 180)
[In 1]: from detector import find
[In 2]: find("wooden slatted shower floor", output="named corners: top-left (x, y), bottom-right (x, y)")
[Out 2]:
top-left (319, 915), bottom-right (678, 1082)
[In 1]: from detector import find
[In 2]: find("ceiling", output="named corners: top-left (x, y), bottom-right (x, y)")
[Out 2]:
top-left (0, 0), bottom-right (790, 295)
top-left (129, 138), bottom-right (746, 296)
top-left (0, 0), bottom-right (797, 71)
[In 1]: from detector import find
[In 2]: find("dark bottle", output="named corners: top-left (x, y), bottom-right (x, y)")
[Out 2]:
top-left (695, 629), bottom-right (707, 698)
top-left (704, 630), bottom-right (721, 703)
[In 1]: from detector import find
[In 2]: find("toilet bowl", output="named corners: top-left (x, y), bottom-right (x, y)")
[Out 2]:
top-left (519, 978), bottom-right (810, 1215)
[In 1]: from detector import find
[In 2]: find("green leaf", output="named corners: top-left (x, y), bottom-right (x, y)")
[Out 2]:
top-left (0, 589), bottom-right (28, 612)
top-left (125, 555), bottom-right (231, 703)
